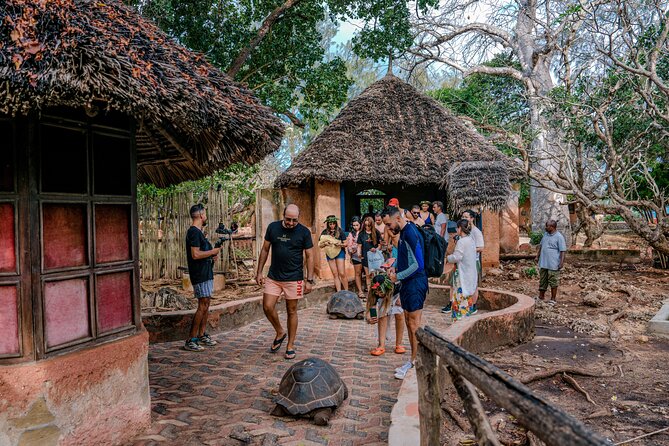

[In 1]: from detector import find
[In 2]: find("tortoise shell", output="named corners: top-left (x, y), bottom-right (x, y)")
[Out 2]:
top-left (274, 357), bottom-right (348, 415)
top-left (327, 290), bottom-right (364, 319)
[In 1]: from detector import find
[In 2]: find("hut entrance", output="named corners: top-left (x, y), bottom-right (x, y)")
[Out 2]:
top-left (357, 189), bottom-right (387, 219)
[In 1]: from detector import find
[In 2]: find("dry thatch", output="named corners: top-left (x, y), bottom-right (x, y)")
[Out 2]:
top-left (275, 74), bottom-right (513, 210)
top-left (446, 161), bottom-right (511, 212)
top-left (0, 0), bottom-right (284, 187)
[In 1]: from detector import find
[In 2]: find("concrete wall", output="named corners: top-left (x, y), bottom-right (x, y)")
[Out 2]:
top-left (0, 331), bottom-right (150, 446)
top-left (143, 284), bottom-right (335, 343)
top-left (499, 187), bottom-right (520, 253)
top-left (481, 209), bottom-right (501, 268)
top-left (313, 180), bottom-right (356, 281)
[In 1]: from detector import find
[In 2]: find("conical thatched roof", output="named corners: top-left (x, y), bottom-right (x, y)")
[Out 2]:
top-left (1, 0), bottom-right (284, 187)
top-left (275, 74), bottom-right (514, 211)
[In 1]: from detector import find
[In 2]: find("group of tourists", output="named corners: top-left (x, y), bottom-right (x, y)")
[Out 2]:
top-left (181, 200), bottom-right (568, 382)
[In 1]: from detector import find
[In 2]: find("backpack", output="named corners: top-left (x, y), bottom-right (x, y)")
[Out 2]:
top-left (416, 224), bottom-right (448, 278)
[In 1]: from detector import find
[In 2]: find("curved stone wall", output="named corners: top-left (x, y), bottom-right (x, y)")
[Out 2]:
top-left (389, 286), bottom-right (535, 446)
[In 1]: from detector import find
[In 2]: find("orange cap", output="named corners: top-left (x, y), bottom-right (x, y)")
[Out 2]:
top-left (388, 198), bottom-right (399, 207)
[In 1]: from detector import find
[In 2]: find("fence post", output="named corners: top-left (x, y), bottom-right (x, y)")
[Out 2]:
top-left (449, 368), bottom-right (501, 446)
top-left (416, 342), bottom-right (441, 446)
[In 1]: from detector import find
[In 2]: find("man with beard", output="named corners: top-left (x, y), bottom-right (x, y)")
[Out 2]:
top-left (256, 204), bottom-right (315, 360)
top-left (184, 204), bottom-right (222, 352)
top-left (381, 206), bottom-right (429, 379)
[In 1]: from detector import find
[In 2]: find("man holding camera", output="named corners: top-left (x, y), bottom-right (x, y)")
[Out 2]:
top-left (184, 204), bottom-right (222, 352)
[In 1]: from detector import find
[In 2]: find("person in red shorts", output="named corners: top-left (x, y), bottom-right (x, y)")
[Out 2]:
top-left (256, 204), bottom-right (315, 360)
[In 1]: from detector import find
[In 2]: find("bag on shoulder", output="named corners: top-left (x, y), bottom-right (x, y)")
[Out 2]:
top-left (416, 224), bottom-right (448, 278)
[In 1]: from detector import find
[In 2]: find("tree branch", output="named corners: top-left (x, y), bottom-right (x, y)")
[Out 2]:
top-left (227, 0), bottom-right (302, 78)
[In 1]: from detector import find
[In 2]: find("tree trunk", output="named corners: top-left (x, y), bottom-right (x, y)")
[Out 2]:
top-left (515, 0), bottom-right (571, 243)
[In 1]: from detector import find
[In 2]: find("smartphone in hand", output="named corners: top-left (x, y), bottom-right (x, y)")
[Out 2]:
top-left (369, 307), bottom-right (377, 318)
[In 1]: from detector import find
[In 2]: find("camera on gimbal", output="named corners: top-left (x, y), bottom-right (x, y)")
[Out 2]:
top-left (213, 222), bottom-right (239, 248)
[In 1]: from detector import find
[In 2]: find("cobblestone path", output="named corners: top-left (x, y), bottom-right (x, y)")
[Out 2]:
top-left (130, 304), bottom-right (444, 446)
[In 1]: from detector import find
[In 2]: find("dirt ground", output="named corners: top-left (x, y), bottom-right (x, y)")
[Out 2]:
top-left (140, 264), bottom-right (261, 312)
top-left (441, 233), bottom-right (669, 445)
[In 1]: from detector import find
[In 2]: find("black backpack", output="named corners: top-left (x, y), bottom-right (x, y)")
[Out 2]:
top-left (416, 224), bottom-right (448, 278)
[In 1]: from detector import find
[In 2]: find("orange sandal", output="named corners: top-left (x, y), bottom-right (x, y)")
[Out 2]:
top-left (394, 345), bottom-right (406, 354)
top-left (370, 347), bottom-right (385, 356)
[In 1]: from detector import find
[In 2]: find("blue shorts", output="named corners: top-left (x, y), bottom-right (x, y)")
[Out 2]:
top-left (326, 249), bottom-right (345, 261)
top-left (399, 275), bottom-right (428, 312)
top-left (193, 279), bottom-right (214, 298)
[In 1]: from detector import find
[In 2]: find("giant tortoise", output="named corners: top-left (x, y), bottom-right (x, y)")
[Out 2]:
top-left (326, 290), bottom-right (364, 319)
top-left (271, 357), bottom-right (348, 425)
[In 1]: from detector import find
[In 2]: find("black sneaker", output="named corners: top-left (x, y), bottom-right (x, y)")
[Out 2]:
top-left (441, 305), bottom-right (452, 314)
top-left (468, 304), bottom-right (478, 315)
top-left (184, 338), bottom-right (204, 352)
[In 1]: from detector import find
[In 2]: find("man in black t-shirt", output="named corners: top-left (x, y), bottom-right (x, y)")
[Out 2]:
top-left (184, 204), bottom-right (222, 352)
top-left (256, 204), bottom-right (314, 360)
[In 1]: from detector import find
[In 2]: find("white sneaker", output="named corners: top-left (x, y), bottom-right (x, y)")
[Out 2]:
top-left (394, 361), bottom-right (413, 379)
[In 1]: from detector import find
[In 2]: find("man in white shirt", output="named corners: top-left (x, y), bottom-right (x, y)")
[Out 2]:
top-left (462, 210), bottom-right (484, 314)
top-left (432, 201), bottom-right (449, 240)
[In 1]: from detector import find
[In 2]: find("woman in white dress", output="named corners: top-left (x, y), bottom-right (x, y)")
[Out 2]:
top-left (446, 219), bottom-right (478, 320)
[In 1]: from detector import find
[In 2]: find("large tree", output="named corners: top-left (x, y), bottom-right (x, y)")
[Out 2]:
top-left (133, 0), bottom-right (435, 127)
top-left (406, 0), bottom-right (610, 240)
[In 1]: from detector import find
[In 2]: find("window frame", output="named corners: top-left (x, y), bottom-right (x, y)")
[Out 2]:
top-left (0, 112), bottom-right (140, 363)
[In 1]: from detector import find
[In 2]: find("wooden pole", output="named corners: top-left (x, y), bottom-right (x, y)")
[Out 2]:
top-left (416, 326), bottom-right (609, 446)
top-left (416, 343), bottom-right (441, 446)
top-left (448, 368), bottom-right (501, 446)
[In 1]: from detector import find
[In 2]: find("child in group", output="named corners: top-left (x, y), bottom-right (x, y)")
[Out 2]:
top-left (365, 273), bottom-right (405, 356)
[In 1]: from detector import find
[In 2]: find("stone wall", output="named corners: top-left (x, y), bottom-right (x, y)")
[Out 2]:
top-left (0, 331), bottom-right (150, 446)
top-left (142, 284), bottom-right (336, 343)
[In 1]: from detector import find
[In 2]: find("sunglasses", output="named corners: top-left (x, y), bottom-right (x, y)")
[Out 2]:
top-left (412, 212), bottom-right (419, 216)
top-left (284, 217), bottom-right (298, 223)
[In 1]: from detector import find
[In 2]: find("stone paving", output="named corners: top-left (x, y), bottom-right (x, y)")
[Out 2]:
top-left (129, 303), bottom-right (452, 446)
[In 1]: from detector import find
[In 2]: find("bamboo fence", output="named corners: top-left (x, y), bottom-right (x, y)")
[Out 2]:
top-left (138, 188), bottom-right (233, 280)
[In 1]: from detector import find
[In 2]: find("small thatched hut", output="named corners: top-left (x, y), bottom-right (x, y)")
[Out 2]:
top-left (0, 1), bottom-right (282, 445)
top-left (272, 74), bottom-right (519, 279)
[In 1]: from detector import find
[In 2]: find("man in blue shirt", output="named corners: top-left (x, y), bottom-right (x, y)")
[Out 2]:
top-left (382, 206), bottom-right (429, 379)
top-left (536, 220), bottom-right (567, 305)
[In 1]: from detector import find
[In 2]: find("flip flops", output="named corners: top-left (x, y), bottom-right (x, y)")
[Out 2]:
top-left (270, 333), bottom-right (287, 353)
top-left (284, 349), bottom-right (296, 360)
top-left (370, 347), bottom-right (385, 356)
top-left (394, 345), bottom-right (406, 354)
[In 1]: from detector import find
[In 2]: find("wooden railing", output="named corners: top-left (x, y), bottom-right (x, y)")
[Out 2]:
top-left (415, 326), bottom-right (609, 446)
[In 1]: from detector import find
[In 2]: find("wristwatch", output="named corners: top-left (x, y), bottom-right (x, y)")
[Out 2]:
top-left (306, 278), bottom-right (315, 284)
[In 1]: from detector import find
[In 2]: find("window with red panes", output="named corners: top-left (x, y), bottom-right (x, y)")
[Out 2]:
top-left (0, 119), bottom-right (20, 358)
top-left (0, 118), bottom-right (137, 359)
top-left (38, 124), bottom-right (135, 354)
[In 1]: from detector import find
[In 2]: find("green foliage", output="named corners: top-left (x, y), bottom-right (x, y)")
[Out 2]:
top-left (133, 0), bottom-right (435, 127)
top-left (523, 266), bottom-right (538, 278)
top-left (604, 214), bottom-right (624, 222)
top-left (137, 163), bottom-right (260, 210)
top-left (518, 180), bottom-right (530, 205)
top-left (430, 53), bottom-right (530, 157)
top-left (529, 231), bottom-right (543, 246)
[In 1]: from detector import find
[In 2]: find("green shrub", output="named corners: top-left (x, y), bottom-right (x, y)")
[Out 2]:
top-left (529, 231), bottom-right (544, 246)
top-left (604, 214), bottom-right (624, 222)
top-left (524, 266), bottom-right (538, 278)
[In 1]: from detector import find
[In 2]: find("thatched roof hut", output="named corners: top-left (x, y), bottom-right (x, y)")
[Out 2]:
top-left (1, 0), bottom-right (284, 187)
top-left (275, 74), bottom-right (514, 211)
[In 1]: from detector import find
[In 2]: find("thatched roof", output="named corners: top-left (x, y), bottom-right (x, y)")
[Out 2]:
top-left (275, 74), bottom-right (514, 211)
top-left (0, 0), bottom-right (284, 187)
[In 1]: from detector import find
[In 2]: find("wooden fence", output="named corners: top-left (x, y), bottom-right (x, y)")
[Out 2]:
top-left (138, 188), bottom-right (239, 280)
top-left (416, 326), bottom-right (609, 446)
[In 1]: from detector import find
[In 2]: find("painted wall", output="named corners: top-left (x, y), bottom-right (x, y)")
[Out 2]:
top-left (481, 210), bottom-right (501, 268)
top-left (499, 188), bottom-right (520, 253)
top-left (0, 331), bottom-right (150, 446)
